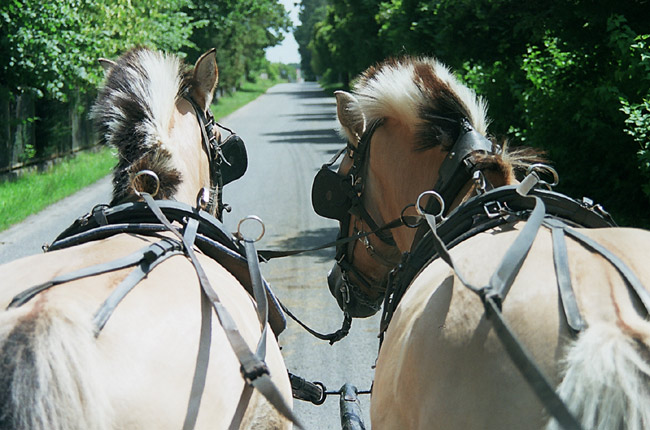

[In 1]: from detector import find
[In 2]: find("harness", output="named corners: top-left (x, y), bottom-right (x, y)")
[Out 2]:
top-left (311, 113), bottom-right (650, 429)
top-left (183, 95), bottom-right (248, 218)
top-left (7, 98), bottom-right (302, 429)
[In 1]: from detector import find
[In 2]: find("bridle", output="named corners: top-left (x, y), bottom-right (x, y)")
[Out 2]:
top-left (183, 95), bottom-right (248, 219)
top-left (311, 114), bottom-right (495, 317)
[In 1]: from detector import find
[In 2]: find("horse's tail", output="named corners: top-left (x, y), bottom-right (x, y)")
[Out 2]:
top-left (0, 301), bottom-right (113, 430)
top-left (546, 322), bottom-right (650, 430)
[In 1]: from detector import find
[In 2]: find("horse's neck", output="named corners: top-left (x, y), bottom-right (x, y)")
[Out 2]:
top-left (166, 101), bottom-right (212, 206)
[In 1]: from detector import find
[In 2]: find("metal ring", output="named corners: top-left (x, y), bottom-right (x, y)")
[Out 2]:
top-left (526, 163), bottom-right (559, 187)
top-left (400, 204), bottom-right (424, 228)
top-left (237, 215), bottom-right (265, 242)
top-left (312, 381), bottom-right (327, 405)
top-left (131, 169), bottom-right (160, 197)
top-left (416, 190), bottom-right (445, 219)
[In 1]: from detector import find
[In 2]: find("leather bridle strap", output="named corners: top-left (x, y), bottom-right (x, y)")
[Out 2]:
top-left (421, 196), bottom-right (584, 430)
top-left (139, 193), bottom-right (302, 429)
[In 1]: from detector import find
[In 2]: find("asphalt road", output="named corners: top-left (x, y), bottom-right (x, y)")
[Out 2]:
top-left (0, 82), bottom-right (380, 429)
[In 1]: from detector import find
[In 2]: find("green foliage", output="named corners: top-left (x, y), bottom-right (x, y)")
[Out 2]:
top-left (621, 97), bottom-right (650, 196)
top-left (301, 0), bottom-right (650, 226)
top-left (309, 0), bottom-right (383, 87)
top-left (294, 0), bottom-right (328, 80)
top-left (0, 0), bottom-right (195, 101)
top-left (187, 0), bottom-right (291, 91)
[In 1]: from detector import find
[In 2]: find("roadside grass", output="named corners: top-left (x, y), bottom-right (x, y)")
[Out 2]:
top-left (0, 77), bottom-right (284, 232)
top-left (0, 147), bottom-right (116, 231)
top-left (212, 78), bottom-right (281, 120)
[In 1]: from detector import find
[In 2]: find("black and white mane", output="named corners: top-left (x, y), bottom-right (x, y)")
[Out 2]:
top-left (92, 48), bottom-right (197, 204)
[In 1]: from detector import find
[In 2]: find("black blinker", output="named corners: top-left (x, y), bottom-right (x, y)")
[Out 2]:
top-left (220, 135), bottom-right (248, 185)
top-left (311, 167), bottom-right (353, 221)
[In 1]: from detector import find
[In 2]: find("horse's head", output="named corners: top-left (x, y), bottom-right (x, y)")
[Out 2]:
top-left (316, 56), bottom-right (541, 317)
top-left (92, 47), bottom-right (241, 219)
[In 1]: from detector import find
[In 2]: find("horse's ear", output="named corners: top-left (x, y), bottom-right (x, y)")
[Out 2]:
top-left (335, 91), bottom-right (366, 145)
top-left (98, 58), bottom-right (116, 75)
top-left (191, 48), bottom-right (219, 112)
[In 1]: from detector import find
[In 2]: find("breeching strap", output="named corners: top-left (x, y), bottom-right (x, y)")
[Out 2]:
top-left (421, 195), bottom-right (584, 430)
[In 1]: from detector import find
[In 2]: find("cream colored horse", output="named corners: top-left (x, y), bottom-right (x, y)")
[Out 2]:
top-left (0, 48), bottom-right (292, 430)
top-left (331, 57), bottom-right (650, 430)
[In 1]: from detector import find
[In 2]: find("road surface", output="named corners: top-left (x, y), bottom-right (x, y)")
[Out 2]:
top-left (0, 82), bottom-right (380, 429)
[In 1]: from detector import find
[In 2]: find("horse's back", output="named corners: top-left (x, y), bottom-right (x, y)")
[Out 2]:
top-left (372, 225), bottom-right (650, 430)
top-left (0, 233), bottom-right (292, 429)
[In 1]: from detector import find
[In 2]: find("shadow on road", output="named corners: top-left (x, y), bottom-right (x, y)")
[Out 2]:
top-left (268, 226), bottom-right (338, 263)
top-left (264, 129), bottom-right (343, 145)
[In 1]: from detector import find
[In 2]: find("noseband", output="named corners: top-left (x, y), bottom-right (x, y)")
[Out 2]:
top-left (183, 96), bottom-right (248, 219)
top-left (312, 115), bottom-right (495, 317)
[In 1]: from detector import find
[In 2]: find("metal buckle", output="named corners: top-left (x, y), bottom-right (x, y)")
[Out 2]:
top-left (484, 201), bottom-right (507, 218)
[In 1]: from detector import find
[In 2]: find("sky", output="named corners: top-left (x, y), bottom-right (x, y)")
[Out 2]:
top-left (265, 0), bottom-right (301, 64)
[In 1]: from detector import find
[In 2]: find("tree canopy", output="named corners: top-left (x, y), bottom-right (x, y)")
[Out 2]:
top-left (0, 0), bottom-right (290, 101)
top-left (297, 0), bottom-right (650, 225)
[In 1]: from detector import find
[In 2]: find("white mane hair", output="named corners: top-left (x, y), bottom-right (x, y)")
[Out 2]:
top-left (91, 47), bottom-right (194, 204)
top-left (92, 48), bottom-right (189, 151)
top-left (350, 56), bottom-right (489, 137)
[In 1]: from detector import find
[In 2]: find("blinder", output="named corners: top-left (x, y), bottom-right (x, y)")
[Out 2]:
top-left (183, 95), bottom-right (249, 218)
top-left (311, 167), bottom-right (354, 221)
top-left (219, 134), bottom-right (248, 186)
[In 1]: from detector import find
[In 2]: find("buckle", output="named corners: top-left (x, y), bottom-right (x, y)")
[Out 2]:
top-left (483, 201), bottom-right (507, 218)
top-left (241, 361), bottom-right (270, 384)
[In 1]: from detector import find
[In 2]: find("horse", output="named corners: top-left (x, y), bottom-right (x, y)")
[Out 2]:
top-left (313, 56), bottom-right (650, 429)
top-left (0, 47), bottom-right (295, 430)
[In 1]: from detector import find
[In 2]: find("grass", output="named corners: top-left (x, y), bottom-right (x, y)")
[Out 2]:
top-left (212, 78), bottom-right (282, 120)
top-left (0, 147), bottom-right (116, 231)
top-left (0, 78), bottom-right (285, 232)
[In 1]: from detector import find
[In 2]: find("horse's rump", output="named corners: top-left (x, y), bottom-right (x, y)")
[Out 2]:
top-left (0, 233), bottom-right (291, 429)
top-left (373, 223), bottom-right (650, 429)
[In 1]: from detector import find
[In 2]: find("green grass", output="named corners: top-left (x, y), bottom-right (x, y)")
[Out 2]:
top-left (212, 78), bottom-right (283, 120)
top-left (0, 147), bottom-right (116, 231)
top-left (0, 78), bottom-right (284, 232)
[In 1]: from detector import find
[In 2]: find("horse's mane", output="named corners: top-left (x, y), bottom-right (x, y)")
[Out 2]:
top-left (92, 47), bottom-right (195, 204)
top-left (350, 56), bottom-right (544, 177)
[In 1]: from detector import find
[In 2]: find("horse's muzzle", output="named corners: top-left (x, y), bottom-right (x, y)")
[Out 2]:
top-left (327, 262), bottom-right (381, 318)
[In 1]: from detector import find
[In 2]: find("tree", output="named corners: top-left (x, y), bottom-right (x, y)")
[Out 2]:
top-left (187, 0), bottom-right (291, 92)
top-left (294, 0), bottom-right (328, 80)
top-left (0, 0), bottom-right (195, 101)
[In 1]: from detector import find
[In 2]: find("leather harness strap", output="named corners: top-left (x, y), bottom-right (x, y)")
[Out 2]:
top-left (139, 193), bottom-right (302, 429)
top-left (8, 194), bottom-right (302, 430)
top-left (550, 226), bottom-right (585, 334)
top-left (422, 195), bottom-right (585, 430)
